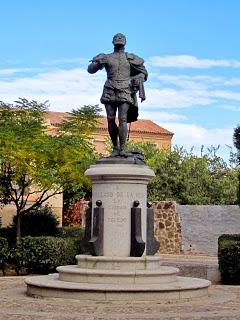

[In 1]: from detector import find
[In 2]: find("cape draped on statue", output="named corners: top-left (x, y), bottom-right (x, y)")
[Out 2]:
top-left (125, 53), bottom-right (148, 123)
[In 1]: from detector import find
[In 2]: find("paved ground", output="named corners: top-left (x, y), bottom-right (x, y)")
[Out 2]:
top-left (160, 254), bottom-right (218, 264)
top-left (160, 254), bottom-right (220, 283)
top-left (1, 276), bottom-right (240, 320)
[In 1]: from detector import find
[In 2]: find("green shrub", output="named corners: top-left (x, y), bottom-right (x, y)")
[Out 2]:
top-left (218, 234), bottom-right (240, 284)
top-left (10, 236), bottom-right (78, 275)
top-left (12, 206), bottom-right (59, 237)
top-left (0, 227), bottom-right (16, 247)
top-left (10, 241), bottom-right (29, 275)
top-left (56, 227), bottom-right (85, 255)
top-left (56, 226), bottom-right (84, 239)
top-left (0, 237), bottom-right (8, 275)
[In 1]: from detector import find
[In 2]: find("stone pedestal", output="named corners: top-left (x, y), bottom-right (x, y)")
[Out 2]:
top-left (85, 160), bottom-right (155, 256)
top-left (25, 157), bottom-right (211, 302)
top-left (26, 255), bottom-right (211, 301)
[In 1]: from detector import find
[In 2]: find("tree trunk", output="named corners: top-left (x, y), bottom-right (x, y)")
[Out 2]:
top-left (16, 213), bottom-right (22, 244)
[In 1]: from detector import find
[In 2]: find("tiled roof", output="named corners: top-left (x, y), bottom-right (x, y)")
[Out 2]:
top-left (45, 112), bottom-right (173, 136)
top-left (96, 117), bottom-right (173, 135)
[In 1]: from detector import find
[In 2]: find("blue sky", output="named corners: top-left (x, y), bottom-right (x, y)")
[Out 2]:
top-left (1, 0), bottom-right (240, 159)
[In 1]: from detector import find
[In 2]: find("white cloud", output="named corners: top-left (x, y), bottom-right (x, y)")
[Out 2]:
top-left (0, 68), bottom-right (36, 75)
top-left (1, 64), bottom-right (240, 114)
top-left (0, 68), bottom-right (105, 111)
top-left (139, 111), bottom-right (187, 122)
top-left (211, 90), bottom-right (240, 101)
top-left (220, 104), bottom-right (240, 112)
top-left (154, 74), bottom-right (223, 89)
top-left (224, 78), bottom-right (240, 86)
top-left (149, 55), bottom-right (240, 69)
top-left (1, 65), bottom-right (239, 113)
top-left (145, 87), bottom-right (215, 108)
top-left (41, 57), bottom-right (89, 66)
top-left (1, 67), bottom-right (216, 112)
top-left (0, 63), bottom-right (236, 160)
top-left (159, 122), bottom-right (234, 149)
top-left (146, 73), bottom-right (240, 108)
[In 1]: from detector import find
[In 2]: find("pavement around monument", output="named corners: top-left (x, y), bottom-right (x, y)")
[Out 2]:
top-left (1, 276), bottom-right (240, 320)
top-left (160, 254), bottom-right (221, 283)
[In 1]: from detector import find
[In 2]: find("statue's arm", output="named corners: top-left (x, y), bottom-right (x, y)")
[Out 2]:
top-left (87, 53), bottom-right (106, 74)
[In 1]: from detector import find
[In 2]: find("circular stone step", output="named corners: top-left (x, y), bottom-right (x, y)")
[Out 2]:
top-left (56, 265), bottom-right (179, 284)
top-left (25, 274), bottom-right (211, 302)
top-left (76, 255), bottom-right (162, 271)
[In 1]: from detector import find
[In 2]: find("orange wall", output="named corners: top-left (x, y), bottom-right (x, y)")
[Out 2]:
top-left (92, 130), bottom-right (172, 155)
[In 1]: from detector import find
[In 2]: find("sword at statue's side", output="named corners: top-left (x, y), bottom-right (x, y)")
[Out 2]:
top-left (127, 122), bottom-right (132, 141)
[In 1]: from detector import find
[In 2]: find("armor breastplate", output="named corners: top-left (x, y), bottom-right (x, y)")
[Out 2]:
top-left (105, 52), bottom-right (131, 81)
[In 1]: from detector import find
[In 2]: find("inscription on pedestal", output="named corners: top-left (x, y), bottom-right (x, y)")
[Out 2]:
top-left (95, 190), bottom-right (145, 199)
top-left (93, 185), bottom-right (146, 256)
top-left (95, 189), bottom-right (145, 229)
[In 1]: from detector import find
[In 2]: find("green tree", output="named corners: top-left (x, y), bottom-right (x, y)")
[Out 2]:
top-left (233, 125), bottom-right (240, 203)
top-left (126, 141), bottom-right (239, 205)
top-left (233, 125), bottom-right (240, 153)
top-left (0, 99), bottom-right (100, 240)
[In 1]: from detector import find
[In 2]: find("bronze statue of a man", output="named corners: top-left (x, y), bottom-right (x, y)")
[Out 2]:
top-left (88, 33), bottom-right (148, 157)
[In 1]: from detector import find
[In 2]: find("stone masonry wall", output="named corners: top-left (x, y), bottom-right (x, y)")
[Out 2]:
top-left (153, 201), bottom-right (182, 254)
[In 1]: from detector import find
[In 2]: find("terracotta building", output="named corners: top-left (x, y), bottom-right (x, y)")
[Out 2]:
top-left (45, 112), bottom-right (173, 154)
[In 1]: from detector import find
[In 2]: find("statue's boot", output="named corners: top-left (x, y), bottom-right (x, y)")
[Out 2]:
top-left (119, 119), bottom-right (128, 157)
top-left (119, 149), bottom-right (128, 157)
top-left (107, 118), bottom-right (120, 157)
top-left (110, 146), bottom-right (120, 157)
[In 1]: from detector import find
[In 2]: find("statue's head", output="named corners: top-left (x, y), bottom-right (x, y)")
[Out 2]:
top-left (112, 33), bottom-right (126, 46)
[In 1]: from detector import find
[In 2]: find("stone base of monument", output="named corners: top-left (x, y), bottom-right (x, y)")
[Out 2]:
top-left (25, 158), bottom-right (211, 302)
top-left (26, 255), bottom-right (210, 301)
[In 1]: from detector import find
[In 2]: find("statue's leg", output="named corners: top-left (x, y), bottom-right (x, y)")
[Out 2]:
top-left (105, 104), bottom-right (119, 155)
top-left (118, 103), bottom-right (129, 154)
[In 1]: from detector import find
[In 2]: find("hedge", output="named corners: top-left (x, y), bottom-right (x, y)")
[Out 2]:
top-left (56, 226), bottom-right (84, 239)
top-left (0, 237), bottom-right (8, 275)
top-left (12, 206), bottom-right (59, 237)
top-left (218, 234), bottom-right (240, 284)
top-left (0, 227), bottom-right (16, 247)
top-left (10, 236), bottom-right (78, 275)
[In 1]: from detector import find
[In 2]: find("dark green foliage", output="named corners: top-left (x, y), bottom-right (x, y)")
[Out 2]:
top-left (60, 105), bottom-right (102, 134)
top-left (0, 207), bottom-right (59, 247)
top-left (233, 126), bottom-right (240, 205)
top-left (10, 236), bottom-right (78, 274)
top-left (127, 141), bottom-right (239, 205)
top-left (233, 125), bottom-right (240, 152)
top-left (0, 237), bottom-right (8, 274)
top-left (56, 227), bottom-right (84, 239)
top-left (56, 227), bottom-right (85, 255)
top-left (218, 234), bottom-right (240, 284)
top-left (0, 227), bottom-right (16, 247)
top-left (237, 171), bottom-right (240, 205)
top-left (12, 206), bottom-right (59, 237)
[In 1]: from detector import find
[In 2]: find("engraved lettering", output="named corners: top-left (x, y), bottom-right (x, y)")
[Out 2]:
top-left (107, 217), bottom-right (127, 224)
